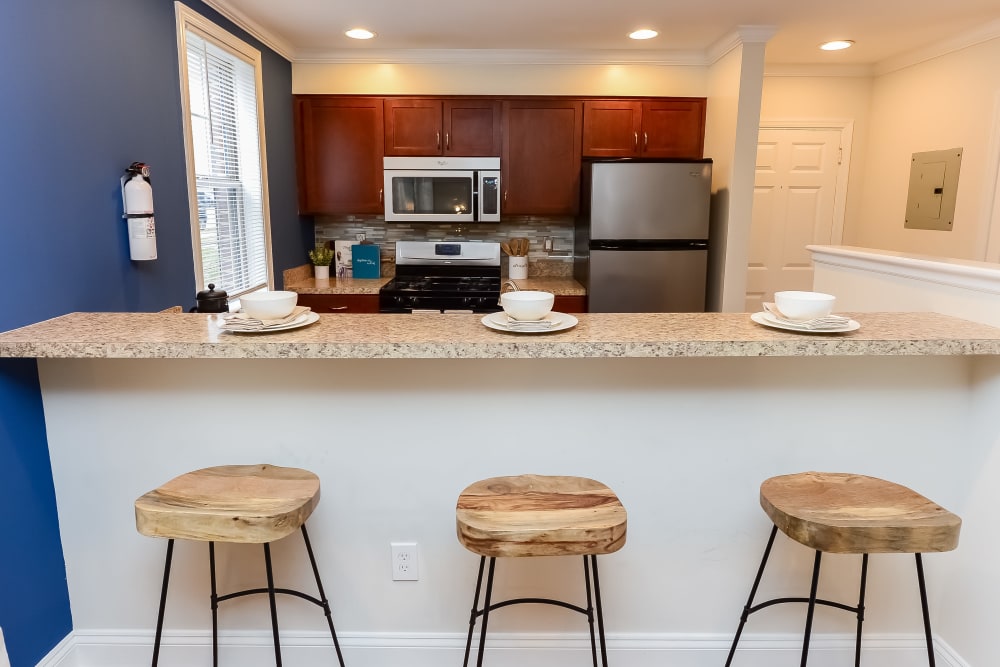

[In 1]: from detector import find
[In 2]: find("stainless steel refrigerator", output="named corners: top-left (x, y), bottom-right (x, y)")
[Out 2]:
top-left (574, 159), bottom-right (713, 312)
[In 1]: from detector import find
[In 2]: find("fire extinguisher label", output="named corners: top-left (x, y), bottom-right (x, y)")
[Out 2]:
top-left (128, 217), bottom-right (156, 239)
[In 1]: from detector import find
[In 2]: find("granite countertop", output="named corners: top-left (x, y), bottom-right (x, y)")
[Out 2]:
top-left (1, 311), bottom-right (999, 360)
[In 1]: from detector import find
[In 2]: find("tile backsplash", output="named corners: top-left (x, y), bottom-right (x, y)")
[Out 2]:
top-left (314, 216), bottom-right (575, 277)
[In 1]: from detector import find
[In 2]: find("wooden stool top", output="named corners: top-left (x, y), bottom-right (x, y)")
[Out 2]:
top-left (135, 464), bottom-right (320, 544)
top-left (761, 472), bottom-right (961, 554)
top-left (456, 474), bottom-right (627, 558)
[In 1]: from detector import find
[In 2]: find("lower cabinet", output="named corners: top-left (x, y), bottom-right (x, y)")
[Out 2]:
top-left (553, 295), bottom-right (587, 313)
top-left (296, 294), bottom-right (380, 313)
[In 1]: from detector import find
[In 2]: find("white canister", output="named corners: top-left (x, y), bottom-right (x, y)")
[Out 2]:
top-left (509, 256), bottom-right (528, 279)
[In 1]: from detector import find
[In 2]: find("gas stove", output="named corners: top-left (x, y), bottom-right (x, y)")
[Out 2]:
top-left (379, 241), bottom-right (503, 313)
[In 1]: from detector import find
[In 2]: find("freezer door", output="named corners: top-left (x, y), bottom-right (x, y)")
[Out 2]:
top-left (587, 248), bottom-right (707, 313)
top-left (589, 161), bottom-right (711, 240)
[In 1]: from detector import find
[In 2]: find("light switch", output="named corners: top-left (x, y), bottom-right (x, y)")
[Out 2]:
top-left (904, 148), bottom-right (962, 231)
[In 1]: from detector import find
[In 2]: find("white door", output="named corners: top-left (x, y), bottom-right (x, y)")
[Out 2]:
top-left (746, 128), bottom-right (845, 312)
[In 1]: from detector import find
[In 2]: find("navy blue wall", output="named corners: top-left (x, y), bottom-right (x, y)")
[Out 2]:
top-left (0, 1), bottom-right (308, 664)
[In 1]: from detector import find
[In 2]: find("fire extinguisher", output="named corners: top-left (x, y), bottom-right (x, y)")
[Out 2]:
top-left (121, 162), bottom-right (157, 261)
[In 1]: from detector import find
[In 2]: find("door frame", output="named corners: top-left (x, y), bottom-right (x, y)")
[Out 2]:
top-left (983, 90), bottom-right (1000, 262)
top-left (756, 119), bottom-right (855, 246)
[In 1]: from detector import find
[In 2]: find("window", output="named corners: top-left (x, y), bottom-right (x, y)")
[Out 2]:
top-left (176, 2), bottom-right (272, 296)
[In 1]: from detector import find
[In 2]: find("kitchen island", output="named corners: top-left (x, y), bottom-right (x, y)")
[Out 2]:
top-left (3, 311), bottom-right (999, 667)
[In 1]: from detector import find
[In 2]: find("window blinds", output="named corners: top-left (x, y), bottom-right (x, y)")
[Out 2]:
top-left (184, 30), bottom-right (268, 297)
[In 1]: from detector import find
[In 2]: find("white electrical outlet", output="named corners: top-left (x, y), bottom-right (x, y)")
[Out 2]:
top-left (391, 542), bottom-right (419, 581)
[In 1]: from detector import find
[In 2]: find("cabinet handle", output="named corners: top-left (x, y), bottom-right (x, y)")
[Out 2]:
top-left (379, 187), bottom-right (383, 204)
top-left (437, 131), bottom-right (441, 150)
top-left (326, 306), bottom-right (348, 311)
top-left (634, 131), bottom-right (638, 150)
top-left (644, 132), bottom-right (648, 149)
top-left (445, 132), bottom-right (450, 150)
top-left (503, 190), bottom-right (508, 204)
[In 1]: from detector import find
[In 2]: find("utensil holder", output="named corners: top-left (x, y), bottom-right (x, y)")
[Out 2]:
top-left (509, 256), bottom-right (528, 279)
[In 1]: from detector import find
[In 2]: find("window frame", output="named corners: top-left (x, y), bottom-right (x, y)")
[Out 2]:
top-left (175, 1), bottom-right (274, 295)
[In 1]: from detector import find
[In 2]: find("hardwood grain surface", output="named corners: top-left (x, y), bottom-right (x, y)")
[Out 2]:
top-left (135, 464), bottom-right (320, 544)
top-left (456, 474), bottom-right (627, 558)
top-left (760, 471), bottom-right (961, 554)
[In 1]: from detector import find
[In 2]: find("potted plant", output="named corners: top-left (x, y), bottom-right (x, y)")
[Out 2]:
top-left (309, 244), bottom-right (334, 280)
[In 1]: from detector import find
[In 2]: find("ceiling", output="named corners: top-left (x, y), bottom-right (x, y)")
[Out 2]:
top-left (207, 0), bottom-right (1000, 68)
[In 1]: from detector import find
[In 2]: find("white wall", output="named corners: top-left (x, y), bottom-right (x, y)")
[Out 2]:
top-left (38, 354), bottom-right (986, 666)
top-left (856, 37), bottom-right (1000, 259)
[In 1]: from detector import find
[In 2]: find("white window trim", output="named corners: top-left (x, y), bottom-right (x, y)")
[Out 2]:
top-left (174, 1), bottom-right (274, 292)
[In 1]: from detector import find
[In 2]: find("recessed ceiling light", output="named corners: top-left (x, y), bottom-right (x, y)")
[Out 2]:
top-left (820, 40), bottom-right (854, 51)
top-left (345, 28), bottom-right (375, 40)
top-left (628, 29), bottom-right (659, 41)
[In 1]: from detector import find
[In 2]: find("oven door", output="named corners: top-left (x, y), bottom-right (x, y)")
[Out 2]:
top-left (384, 170), bottom-right (476, 222)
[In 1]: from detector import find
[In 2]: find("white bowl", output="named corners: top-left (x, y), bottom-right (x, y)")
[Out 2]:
top-left (774, 291), bottom-right (836, 321)
top-left (500, 290), bottom-right (554, 321)
top-left (240, 290), bottom-right (298, 319)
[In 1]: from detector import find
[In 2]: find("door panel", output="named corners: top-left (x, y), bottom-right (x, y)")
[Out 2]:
top-left (746, 128), bottom-right (842, 312)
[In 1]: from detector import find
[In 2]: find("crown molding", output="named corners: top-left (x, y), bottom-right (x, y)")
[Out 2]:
top-left (874, 17), bottom-right (1000, 76)
top-left (706, 25), bottom-right (778, 64)
top-left (293, 48), bottom-right (709, 66)
top-left (197, 0), bottom-right (295, 61)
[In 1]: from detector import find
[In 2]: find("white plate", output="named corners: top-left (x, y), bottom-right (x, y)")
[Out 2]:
top-left (481, 311), bottom-right (578, 333)
top-left (220, 311), bottom-right (319, 333)
top-left (751, 311), bottom-right (860, 333)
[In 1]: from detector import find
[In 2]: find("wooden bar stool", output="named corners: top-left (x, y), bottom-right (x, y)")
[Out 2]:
top-left (134, 464), bottom-right (346, 667)
top-left (725, 471), bottom-right (961, 667)
top-left (456, 474), bottom-right (627, 667)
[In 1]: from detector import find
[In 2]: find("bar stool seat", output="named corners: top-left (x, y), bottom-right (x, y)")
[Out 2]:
top-left (726, 471), bottom-right (961, 667)
top-left (456, 474), bottom-right (626, 667)
top-left (135, 464), bottom-right (345, 667)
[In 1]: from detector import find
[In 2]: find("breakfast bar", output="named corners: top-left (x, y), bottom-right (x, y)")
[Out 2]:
top-left (3, 311), bottom-right (999, 666)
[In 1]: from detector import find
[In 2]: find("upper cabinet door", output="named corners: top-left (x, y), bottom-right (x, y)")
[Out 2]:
top-left (582, 98), bottom-right (707, 158)
top-left (384, 98), bottom-right (501, 156)
top-left (640, 99), bottom-right (706, 158)
top-left (582, 100), bottom-right (642, 158)
top-left (443, 100), bottom-right (501, 156)
top-left (295, 96), bottom-right (385, 215)
top-left (384, 98), bottom-right (444, 156)
top-left (502, 99), bottom-right (583, 216)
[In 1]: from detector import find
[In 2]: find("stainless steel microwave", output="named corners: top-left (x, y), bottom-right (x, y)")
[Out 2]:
top-left (383, 157), bottom-right (501, 223)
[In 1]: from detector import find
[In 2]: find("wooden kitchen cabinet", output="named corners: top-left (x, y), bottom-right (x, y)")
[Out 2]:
top-left (582, 98), bottom-right (706, 158)
top-left (295, 293), bottom-right (380, 313)
top-left (384, 98), bottom-right (501, 156)
top-left (502, 99), bottom-right (583, 216)
top-left (294, 96), bottom-right (384, 214)
top-left (553, 295), bottom-right (587, 313)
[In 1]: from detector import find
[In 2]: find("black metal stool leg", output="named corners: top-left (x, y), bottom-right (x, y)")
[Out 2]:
top-left (463, 557), bottom-right (487, 667)
top-left (300, 525), bottom-right (346, 667)
top-left (583, 556), bottom-right (598, 667)
top-left (854, 554), bottom-right (869, 667)
top-left (725, 525), bottom-right (778, 667)
top-left (210, 542), bottom-right (219, 667)
top-left (915, 554), bottom-right (937, 667)
top-left (476, 557), bottom-right (497, 667)
top-left (263, 543), bottom-right (283, 667)
top-left (151, 539), bottom-right (174, 667)
top-left (591, 555), bottom-right (609, 667)
top-left (799, 550), bottom-right (823, 667)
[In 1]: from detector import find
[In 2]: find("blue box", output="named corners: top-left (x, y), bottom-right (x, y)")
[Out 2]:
top-left (351, 244), bottom-right (381, 279)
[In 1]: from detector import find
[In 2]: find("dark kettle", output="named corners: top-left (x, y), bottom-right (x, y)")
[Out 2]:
top-left (190, 283), bottom-right (230, 313)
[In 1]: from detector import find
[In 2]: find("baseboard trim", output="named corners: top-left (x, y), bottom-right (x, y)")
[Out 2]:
top-left (38, 630), bottom-right (971, 667)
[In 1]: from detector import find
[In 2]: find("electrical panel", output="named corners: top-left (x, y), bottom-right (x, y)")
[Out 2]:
top-left (904, 148), bottom-right (962, 231)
